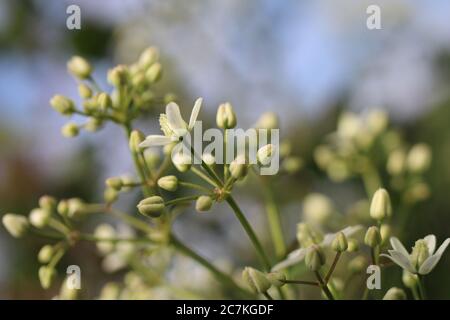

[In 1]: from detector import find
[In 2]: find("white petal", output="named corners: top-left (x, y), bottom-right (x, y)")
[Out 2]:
top-left (418, 254), bottom-right (441, 275)
top-left (390, 237), bottom-right (410, 257)
top-left (435, 238), bottom-right (450, 256)
top-left (188, 98), bottom-right (202, 130)
top-left (322, 225), bottom-right (362, 246)
top-left (271, 248), bottom-right (306, 271)
top-left (139, 135), bottom-right (172, 148)
top-left (423, 235), bottom-right (436, 255)
top-left (166, 102), bottom-right (186, 131)
top-left (381, 251), bottom-right (415, 273)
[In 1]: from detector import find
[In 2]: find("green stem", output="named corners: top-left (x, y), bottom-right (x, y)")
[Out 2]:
top-left (179, 182), bottom-right (211, 193)
top-left (417, 275), bottom-right (427, 300)
top-left (325, 252), bottom-right (341, 283)
top-left (164, 195), bottom-right (201, 206)
top-left (282, 279), bottom-right (318, 286)
top-left (225, 196), bottom-right (271, 271)
top-left (191, 167), bottom-right (219, 188)
top-left (314, 271), bottom-right (335, 300)
top-left (263, 292), bottom-right (273, 300)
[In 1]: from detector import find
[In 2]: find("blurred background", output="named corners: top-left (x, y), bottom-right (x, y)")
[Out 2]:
top-left (1, 0), bottom-right (450, 299)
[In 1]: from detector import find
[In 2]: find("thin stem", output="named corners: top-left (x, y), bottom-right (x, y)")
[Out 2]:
top-left (179, 182), bottom-right (211, 193)
top-left (164, 195), bottom-right (201, 206)
top-left (225, 196), bottom-right (271, 271)
top-left (411, 285), bottom-right (420, 300)
top-left (282, 279), bottom-right (318, 286)
top-left (314, 271), bottom-right (335, 300)
top-left (191, 167), bottom-right (219, 188)
top-left (263, 292), bottom-right (273, 300)
top-left (417, 275), bottom-right (427, 300)
top-left (79, 234), bottom-right (153, 244)
top-left (325, 252), bottom-right (342, 283)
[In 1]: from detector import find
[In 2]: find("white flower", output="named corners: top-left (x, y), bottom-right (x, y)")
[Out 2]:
top-left (381, 235), bottom-right (450, 275)
top-left (139, 98), bottom-right (202, 148)
top-left (271, 225), bottom-right (362, 271)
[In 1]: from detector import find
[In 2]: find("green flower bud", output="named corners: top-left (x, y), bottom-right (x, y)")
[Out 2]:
top-left (195, 196), bottom-right (213, 213)
top-left (364, 226), bottom-right (381, 248)
top-left (383, 287), bottom-right (406, 300)
top-left (129, 130), bottom-right (145, 153)
top-left (85, 117), bottom-right (103, 132)
top-left (305, 245), bottom-right (326, 271)
top-left (50, 95), bottom-right (75, 115)
top-left (39, 195), bottom-right (57, 211)
top-left (257, 144), bottom-right (275, 166)
top-left (229, 156), bottom-right (248, 180)
top-left (97, 92), bottom-right (112, 109)
top-left (144, 149), bottom-right (161, 169)
top-left (131, 71), bottom-right (146, 87)
top-left (78, 83), bottom-right (92, 99)
top-left (387, 149), bottom-right (406, 176)
top-left (302, 193), bottom-right (333, 226)
top-left (137, 196), bottom-right (165, 218)
top-left (266, 271), bottom-right (286, 287)
top-left (82, 98), bottom-right (99, 113)
top-left (104, 187), bottom-right (118, 204)
top-left (347, 239), bottom-right (359, 252)
top-left (39, 266), bottom-right (56, 289)
top-left (67, 56), bottom-right (92, 79)
top-left (348, 256), bottom-right (366, 273)
top-left (202, 153), bottom-right (216, 166)
top-left (108, 65), bottom-right (129, 87)
top-left (2, 214), bottom-right (29, 238)
top-left (157, 175), bottom-right (178, 192)
top-left (105, 177), bottom-right (123, 190)
top-left (67, 198), bottom-right (86, 218)
top-left (57, 200), bottom-right (69, 217)
top-left (370, 188), bottom-right (392, 221)
top-left (402, 270), bottom-right (418, 288)
top-left (145, 62), bottom-right (162, 83)
top-left (255, 112), bottom-right (278, 130)
top-left (407, 144), bottom-right (431, 174)
top-left (61, 123), bottom-right (79, 138)
top-left (380, 224), bottom-right (391, 245)
top-left (139, 47), bottom-right (159, 68)
top-left (216, 102), bottom-right (237, 129)
top-left (242, 267), bottom-right (271, 294)
top-left (29, 208), bottom-right (51, 228)
top-left (94, 224), bottom-right (116, 255)
top-left (38, 245), bottom-right (54, 263)
top-left (332, 232), bottom-right (348, 252)
top-left (410, 239), bottom-right (430, 270)
top-left (172, 153), bottom-right (192, 172)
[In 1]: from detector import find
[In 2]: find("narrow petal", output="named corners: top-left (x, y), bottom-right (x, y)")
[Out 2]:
top-left (382, 251), bottom-right (415, 273)
top-left (435, 238), bottom-right (450, 256)
top-left (322, 225), bottom-right (362, 246)
top-left (188, 97), bottom-right (202, 130)
top-left (423, 235), bottom-right (436, 255)
top-left (390, 237), bottom-right (410, 257)
top-left (166, 102), bottom-right (186, 131)
top-left (271, 248), bottom-right (306, 271)
top-left (418, 254), bottom-right (441, 275)
top-left (139, 135), bottom-right (172, 148)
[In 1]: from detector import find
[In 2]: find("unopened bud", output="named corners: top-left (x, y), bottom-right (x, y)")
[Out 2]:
top-left (50, 95), bottom-right (75, 115)
top-left (332, 232), bottom-right (348, 252)
top-left (387, 149), bottom-right (406, 176)
top-left (266, 271), bottom-right (286, 287)
top-left (2, 214), bottom-right (29, 238)
top-left (78, 84), bottom-right (92, 99)
top-left (67, 198), bottom-right (86, 218)
top-left (172, 152), bottom-right (191, 172)
top-left (407, 143), bottom-right (431, 174)
top-left (97, 92), bottom-right (112, 109)
top-left (137, 196), bottom-right (165, 218)
top-left (108, 65), bottom-right (129, 87)
top-left (157, 175), bottom-right (178, 192)
top-left (230, 156), bottom-right (248, 180)
top-left (67, 56), bottom-right (92, 79)
top-left (402, 270), bottom-right (418, 288)
top-left (61, 123), bottom-right (79, 138)
top-left (39, 266), bottom-right (56, 289)
top-left (347, 239), bottom-right (359, 252)
top-left (94, 224), bottom-right (116, 255)
top-left (370, 188), bottom-right (392, 221)
top-left (129, 130), bottom-right (145, 153)
top-left (85, 117), bottom-right (103, 132)
top-left (195, 196), bottom-right (213, 212)
top-left (202, 153), bottom-right (216, 166)
top-left (303, 193), bottom-right (333, 226)
top-left (383, 287), bottom-right (406, 300)
top-left (305, 245), bottom-right (325, 271)
top-left (257, 144), bottom-right (275, 166)
top-left (216, 102), bottom-right (237, 129)
top-left (255, 112), bottom-right (278, 130)
top-left (242, 267), bottom-right (271, 294)
top-left (104, 188), bottom-right (118, 204)
top-left (105, 177), bottom-right (123, 190)
top-left (29, 208), bottom-right (51, 228)
top-left (145, 62), bottom-right (162, 83)
top-left (139, 47), bottom-right (159, 68)
top-left (39, 195), bottom-right (57, 211)
top-left (380, 224), bottom-right (391, 245)
top-left (38, 245), bottom-right (54, 263)
top-left (57, 200), bottom-right (69, 217)
top-left (364, 226), bottom-right (381, 248)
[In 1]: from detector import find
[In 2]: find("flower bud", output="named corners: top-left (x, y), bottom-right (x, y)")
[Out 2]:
top-left (380, 224), bottom-right (391, 245)
top-left (367, 110), bottom-right (388, 135)
top-left (50, 95), bottom-right (75, 115)
top-left (305, 245), bottom-right (325, 271)
top-left (402, 270), bottom-right (418, 288)
top-left (105, 177), bottom-right (123, 191)
top-left (347, 239), bottom-right (359, 252)
top-left (216, 102), bottom-right (237, 129)
top-left (407, 143), bottom-right (431, 174)
top-left (95, 224), bottom-right (116, 255)
top-left (97, 92), bottom-right (112, 109)
top-left (104, 188), bottom-right (118, 204)
top-left (139, 47), bottom-right (159, 68)
top-left (38, 245), bottom-right (54, 263)
top-left (255, 112), bottom-right (278, 130)
top-left (266, 272), bottom-right (286, 287)
top-left (242, 267), bottom-right (271, 294)
top-left (364, 226), bottom-right (381, 248)
top-left (2, 214), bottom-right (29, 238)
top-left (257, 144), bottom-right (275, 166)
top-left (195, 196), bottom-right (213, 212)
top-left (78, 84), bottom-right (92, 99)
top-left (410, 239), bottom-right (429, 269)
top-left (172, 152), bottom-right (191, 172)
top-left (67, 198), bottom-right (86, 218)
top-left (57, 200), bottom-right (69, 217)
top-left (145, 62), bottom-right (162, 83)
top-left (29, 208), bottom-right (51, 228)
top-left (129, 130), bottom-right (145, 153)
top-left (108, 65), bottom-right (129, 87)
top-left (370, 188), bottom-right (392, 221)
top-left (302, 193), bottom-right (333, 226)
top-left (67, 56), bottom-right (92, 79)
top-left (137, 196), bottom-right (165, 218)
top-left (229, 156), bottom-right (248, 180)
top-left (387, 149), bottom-right (406, 176)
top-left (157, 175), bottom-right (178, 192)
top-left (348, 256), bottom-right (366, 273)
top-left (39, 266), bottom-right (56, 289)
top-left (332, 232), bottom-right (348, 252)
top-left (383, 287), bottom-right (406, 300)
top-left (61, 123), bottom-right (79, 138)
top-left (85, 117), bottom-right (103, 132)
top-left (202, 153), bottom-right (216, 166)
top-left (39, 195), bottom-right (57, 211)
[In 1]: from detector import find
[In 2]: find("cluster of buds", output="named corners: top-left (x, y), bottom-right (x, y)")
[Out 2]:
top-left (242, 267), bottom-right (286, 296)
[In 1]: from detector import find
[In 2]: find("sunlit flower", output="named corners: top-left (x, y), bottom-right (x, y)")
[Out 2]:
top-left (139, 98), bottom-right (202, 148)
top-left (381, 236), bottom-right (450, 275)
